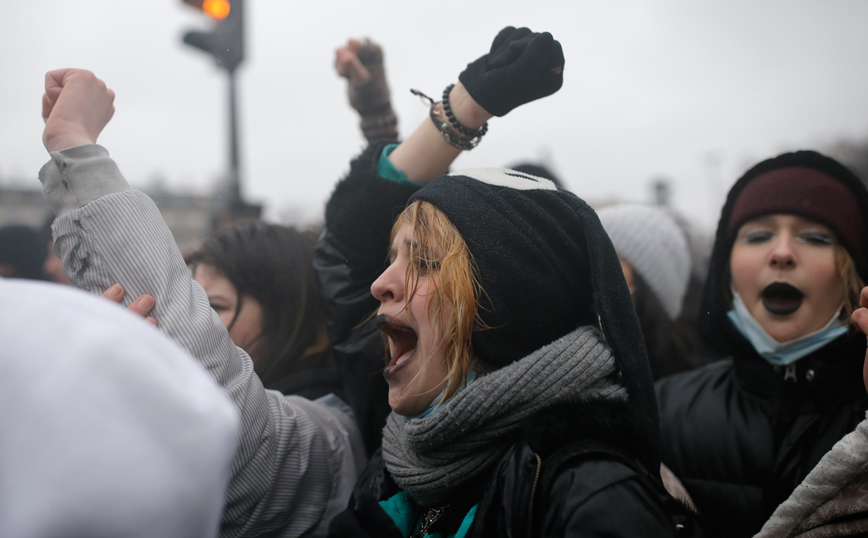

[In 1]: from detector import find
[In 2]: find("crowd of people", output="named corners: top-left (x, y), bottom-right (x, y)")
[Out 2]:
top-left (4, 25), bottom-right (868, 538)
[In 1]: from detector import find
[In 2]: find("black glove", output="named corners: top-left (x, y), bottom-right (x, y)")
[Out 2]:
top-left (458, 26), bottom-right (564, 117)
top-left (327, 491), bottom-right (403, 538)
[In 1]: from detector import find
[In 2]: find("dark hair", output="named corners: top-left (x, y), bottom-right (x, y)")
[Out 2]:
top-left (188, 221), bottom-right (334, 386)
top-left (0, 225), bottom-right (48, 280)
top-left (632, 272), bottom-right (698, 380)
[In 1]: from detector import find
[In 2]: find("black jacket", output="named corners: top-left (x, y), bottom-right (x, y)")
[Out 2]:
top-left (656, 151), bottom-right (868, 538)
top-left (351, 402), bottom-right (688, 537)
top-left (314, 141), bottom-right (416, 455)
top-left (264, 368), bottom-right (347, 402)
top-left (656, 338), bottom-right (867, 537)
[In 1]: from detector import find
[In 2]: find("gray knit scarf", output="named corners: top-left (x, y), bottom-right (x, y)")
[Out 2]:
top-left (381, 325), bottom-right (628, 507)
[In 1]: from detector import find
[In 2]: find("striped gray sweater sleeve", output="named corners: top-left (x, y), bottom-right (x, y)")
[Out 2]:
top-left (38, 144), bottom-right (363, 538)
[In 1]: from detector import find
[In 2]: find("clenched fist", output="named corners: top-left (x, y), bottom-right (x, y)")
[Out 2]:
top-left (42, 69), bottom-right (115, 153)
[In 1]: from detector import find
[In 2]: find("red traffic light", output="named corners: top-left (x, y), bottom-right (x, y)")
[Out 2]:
top-left (203, 0), bottom-right (230, 19)
top-left (181, 0), bottom-right (243, 72)
top-left (183, 0), bottom-right (231, 20)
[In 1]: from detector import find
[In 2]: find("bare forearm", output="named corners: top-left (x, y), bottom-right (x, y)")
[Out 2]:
top-left (388, 82), bottom-right (492, 184)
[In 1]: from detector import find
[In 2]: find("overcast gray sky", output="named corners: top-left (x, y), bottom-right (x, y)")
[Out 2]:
top-left (3, 0), bottom-right (868, 230)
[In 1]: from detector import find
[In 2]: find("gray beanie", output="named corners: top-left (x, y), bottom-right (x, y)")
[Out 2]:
top-left (597, 204), bottom-right (691, 319)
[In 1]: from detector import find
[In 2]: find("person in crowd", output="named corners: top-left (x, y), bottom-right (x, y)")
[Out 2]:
top-left (38, 69), bottom-right (366, 536)
top-left (598, 203), bottom-right (698, 379)
top-left (330, 39), bottom-right (566, 457)
top-left (320, 26), bottom-right (698, 537)
top-left (0, 224), bottom-right (48, 280)
top-left (655, 151), bottom-right (868, 537)
top-left (756, 286), bottom-right (868, 537)
top-left (0, 277), bottom-right (239, 538)
top-left (188, 222), bottom-right (344, 401)
top-left (335, 38), bottom-right (398, 142)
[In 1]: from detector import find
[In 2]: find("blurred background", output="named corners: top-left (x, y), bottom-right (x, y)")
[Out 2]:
top-left (3, 0), bottom-right (868, 250)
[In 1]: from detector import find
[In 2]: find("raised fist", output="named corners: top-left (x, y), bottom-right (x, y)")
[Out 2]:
top-left (42, 69), bottom-right (115, 153)
top-left (458, 26), bottom-right (564, 117)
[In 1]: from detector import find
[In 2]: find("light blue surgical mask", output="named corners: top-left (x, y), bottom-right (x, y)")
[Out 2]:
top-left (413, 370), bottom-right (477, 420)
top-left (727, 291), bottom-right (848, 366)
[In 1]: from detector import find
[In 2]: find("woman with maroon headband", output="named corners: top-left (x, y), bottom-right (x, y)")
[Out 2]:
top-left (656, 151), bottom-right (868, 537)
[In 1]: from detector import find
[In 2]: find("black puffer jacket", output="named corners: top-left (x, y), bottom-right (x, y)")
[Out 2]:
top-left (657, 337), bottom-right (867, 536)
top-left (655, 151), bottom-right (868, 537)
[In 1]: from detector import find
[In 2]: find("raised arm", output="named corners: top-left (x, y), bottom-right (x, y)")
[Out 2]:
top-left (389, 26), bottom-right (564, 183)
top-left (335, 38), bottom-right (399, 142)
top-left (317, 26), bottom-right (564, 454)
top-left (40, 69), bottom-right (364, 538)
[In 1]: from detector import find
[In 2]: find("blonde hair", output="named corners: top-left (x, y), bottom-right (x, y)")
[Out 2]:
top-left (836, 245), bottom-right (864, 322)
top-left (390, 200), bottom-right (485, 404)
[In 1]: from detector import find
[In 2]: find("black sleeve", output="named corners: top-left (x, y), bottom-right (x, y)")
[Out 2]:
top-left (539, 460), bottom-right (679, 538)
top-left (314, 141), bottom-right (421, 455)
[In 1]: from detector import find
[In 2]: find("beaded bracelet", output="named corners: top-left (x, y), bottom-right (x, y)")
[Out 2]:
top-left (442, 84), bottom-right (488, 138)
top-left (430, 102), bottom-right (481, 150)
top-left (411, 88), bottom-right (484, 151)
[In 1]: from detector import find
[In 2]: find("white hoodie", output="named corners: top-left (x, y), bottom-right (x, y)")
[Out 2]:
top-left (0, 278), bottom-right (240, 538)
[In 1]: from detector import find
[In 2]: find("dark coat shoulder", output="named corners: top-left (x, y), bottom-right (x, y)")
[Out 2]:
top-left (655, 348), bottom-right (868, 537)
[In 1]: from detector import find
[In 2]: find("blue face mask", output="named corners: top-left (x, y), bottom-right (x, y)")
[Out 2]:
top-left (727, 291), bottom-right (848, 366)
top-left (412, 370), bottom-right (477, 420)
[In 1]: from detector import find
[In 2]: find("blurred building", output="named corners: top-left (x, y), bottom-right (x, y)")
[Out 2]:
top-left (0, 185), bottom-right (215, 253)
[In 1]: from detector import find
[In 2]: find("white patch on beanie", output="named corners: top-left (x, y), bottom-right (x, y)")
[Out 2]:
top-left (597, 204), bottom-right (691, 319)
top-left (451, 167), bottom-right (558, 191)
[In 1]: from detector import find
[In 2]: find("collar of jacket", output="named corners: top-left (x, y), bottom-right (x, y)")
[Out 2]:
top-left (730, 331), bottom-right (867, 406)
top-left (356, 399), bottom-right (643, 537)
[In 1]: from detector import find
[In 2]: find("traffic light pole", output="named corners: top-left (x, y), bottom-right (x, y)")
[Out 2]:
top-left (216, 67), bottom-right (259, 227)
top-left (182, 0), bottom-right (260, 227)
top-left (227, 68), bottom-right (241, 206)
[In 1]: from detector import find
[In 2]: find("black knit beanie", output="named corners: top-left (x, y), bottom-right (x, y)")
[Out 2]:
top-left (409, 167), bottom-right (660, 470)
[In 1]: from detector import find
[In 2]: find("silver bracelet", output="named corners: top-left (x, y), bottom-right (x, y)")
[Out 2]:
top-left (411, 88), bottom-right (484, 151)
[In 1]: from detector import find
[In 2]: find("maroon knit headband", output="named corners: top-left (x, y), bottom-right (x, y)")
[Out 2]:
top-left (728, 166), bottom-right (865, 264)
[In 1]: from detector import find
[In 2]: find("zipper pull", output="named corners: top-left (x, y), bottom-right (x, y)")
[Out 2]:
top-left (783, 363), bottom-right (797, 383)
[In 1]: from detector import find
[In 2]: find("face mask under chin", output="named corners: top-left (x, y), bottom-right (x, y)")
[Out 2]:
top-left (726, 290), bottom-right (848, 366)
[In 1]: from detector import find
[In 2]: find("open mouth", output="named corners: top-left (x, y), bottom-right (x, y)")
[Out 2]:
top-left (376, 314), bottom-right (419, 380)
top-left (761, 282), bottom-right (804, 316)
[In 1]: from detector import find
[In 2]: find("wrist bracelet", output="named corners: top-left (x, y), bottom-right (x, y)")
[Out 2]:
top-left (430, 102), bottom-right (481, 150)
top-left (410, 88), bottom-right (484, 151)
top-left (442, 84), bottom-right (488, 138)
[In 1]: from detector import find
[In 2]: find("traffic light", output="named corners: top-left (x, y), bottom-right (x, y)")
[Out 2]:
top-left (181, 0), bottom-right (244, 72)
